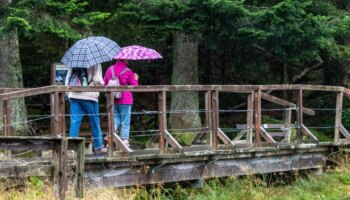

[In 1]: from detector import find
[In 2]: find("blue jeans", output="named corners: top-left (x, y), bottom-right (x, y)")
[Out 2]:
top-left (114, 104), bottom-right (132, 140)
top-left (69, 98), bottom-right (103, 150)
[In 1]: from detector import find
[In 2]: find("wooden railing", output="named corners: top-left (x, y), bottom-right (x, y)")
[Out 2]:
top-left (0, 136), bottom-right (84, 199)
top-left (1, 85), bottom-right (350, 156)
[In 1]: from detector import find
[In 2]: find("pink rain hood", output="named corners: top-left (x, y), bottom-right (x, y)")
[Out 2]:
top-left (104, 61), bottom-right (139, 104)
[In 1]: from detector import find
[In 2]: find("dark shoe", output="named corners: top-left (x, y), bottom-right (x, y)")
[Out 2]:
top-left (94, 147), bottom-right (108, 156)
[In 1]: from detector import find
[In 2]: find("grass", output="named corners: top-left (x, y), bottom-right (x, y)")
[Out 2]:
top-left (2, 157), bottom-right (350, 200)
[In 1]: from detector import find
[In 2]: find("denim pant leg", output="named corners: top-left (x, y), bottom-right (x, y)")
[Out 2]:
top-left (69, 99), bottom-right (84, 137)
top-left (114, 105), bottom-right (121, 132)
top-left (81, 100), bottom-right (103, 150)
top-left (119, 105), bottom-right (132, 140)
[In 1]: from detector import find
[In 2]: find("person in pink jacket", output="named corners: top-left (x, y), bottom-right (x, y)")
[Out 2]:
top-left (104, 60), bottom-right (139, 146)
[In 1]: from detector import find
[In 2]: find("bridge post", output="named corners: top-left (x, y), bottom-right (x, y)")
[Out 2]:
top-left (211, 90), bottom-right (219, 150)
top-left (59, 92), bottom-right (66, 135)
top-left (254, 90), bottom-right (261, 144)
top-left (2, 99), bottom-right (11, 136)
top-left (284, 107), bottom-right (292, 142)
top-left (51, 91), bottom-right (61, 136)
top-left (53, 137), bottom-right (68, 200)
top-left (334, 92), bottom-right (343, 142)
top-left (296, 89), bottom-right (303, 143)
top-left (107, 92), bottom-right (115, 157)
top-left (205, 91), bottom-right (212, 142)
top-left (158, 91), bottom-right (167, 154)
top-left (3, 99), bottom-right (11, 156)
top-left (246, 92), bottom-right (254, 143)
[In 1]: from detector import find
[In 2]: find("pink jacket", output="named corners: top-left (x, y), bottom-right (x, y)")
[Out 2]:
top-left (104, 61), bottom-right (138, 104)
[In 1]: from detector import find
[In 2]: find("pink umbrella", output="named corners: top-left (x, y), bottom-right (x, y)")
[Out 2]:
top-left (113, 45), bottom-right (163, 60)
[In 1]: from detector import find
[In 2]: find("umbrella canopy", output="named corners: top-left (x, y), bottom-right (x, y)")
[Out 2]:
top-left (61, 36), bottom-right (121, 68)
top-left (113, 45), bottom-right (163, 60)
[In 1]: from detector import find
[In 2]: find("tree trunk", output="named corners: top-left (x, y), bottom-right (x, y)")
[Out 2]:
top-left (0, 0), bottom-right (26, 135)
top-left (343, 67), bottom-right (350, 88)
top-left (169, 32), bottom-right (201, 145)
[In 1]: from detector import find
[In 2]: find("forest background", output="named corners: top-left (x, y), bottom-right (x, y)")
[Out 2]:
top-left (0, 0), bottom-right (350, 142)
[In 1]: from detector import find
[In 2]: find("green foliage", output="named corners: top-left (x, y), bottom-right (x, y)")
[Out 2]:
top-left (29, 177), bottom-right (43, 189)
top-left (1, 0), bottom-right (110, 40)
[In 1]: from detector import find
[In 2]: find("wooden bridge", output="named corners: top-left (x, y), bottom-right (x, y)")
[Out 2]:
top-left (1, 84), bottom-right (350, 199)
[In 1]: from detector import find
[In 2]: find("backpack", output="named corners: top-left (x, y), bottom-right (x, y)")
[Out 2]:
top-left (68, 68), bottom-right (90, 86)
top-left (107, 66), bottom-right (130, 99)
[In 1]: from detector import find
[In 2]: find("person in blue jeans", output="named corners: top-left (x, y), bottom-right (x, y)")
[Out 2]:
top-left (104, 60), bottom-right (139, 146)
top-left (65, 64), bottom-right (108, 155)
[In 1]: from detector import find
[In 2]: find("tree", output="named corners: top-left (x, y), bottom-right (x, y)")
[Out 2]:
top-left (0, 0), bottom-right (26, 134)
top-left (0, 0), bottom-right (110, 134)
top-left (140, 0), bottom-right (202, 144)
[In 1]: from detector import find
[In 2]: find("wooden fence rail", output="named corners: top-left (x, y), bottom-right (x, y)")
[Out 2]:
top-left (0, 136), bottom-right (85, 200)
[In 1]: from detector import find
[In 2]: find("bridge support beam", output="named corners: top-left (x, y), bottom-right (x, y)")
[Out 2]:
top-left (84, 149), bottom-right (328, 188)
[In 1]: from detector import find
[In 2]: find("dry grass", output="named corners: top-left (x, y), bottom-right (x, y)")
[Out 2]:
top-left (0, 187), bottom-right (138, 200)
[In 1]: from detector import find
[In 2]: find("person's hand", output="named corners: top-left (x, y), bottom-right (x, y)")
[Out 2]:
top-left (134, 73), bottom-right (139, 80)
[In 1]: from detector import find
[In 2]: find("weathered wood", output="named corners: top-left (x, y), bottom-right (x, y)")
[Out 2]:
top-left (233, 130), bottom-right (247, 141)
top-left (112, 132), bottom-right (133, 153)
top-left (339, 124), bottom-right (350, 139)
top-left (193, 91), bottom-right (212, 142)
top-left (158, 91), bottom-right (167, 154)
top-left (0, 85), bottom-right (55, 100)
top-left (283, 107), bottom-right (292, 142)
top-left (269, 132), bottom-right (286, 137)
top-left (52, 92), bottom-right (60, 136)
top-left (0, 85), bottom-right (346, 101)
top-left (261, 92), bottom-right (315, 115)
top-left (0, 137), bottom-right (84, 199)
top-left (211, 90), bottom-right (219, 150)
top-left (51, 84), bottom-right (344, 93)
top-left (53, 138), bottom-right (68, 200)
top-left (334, 92), bottom-right (343, 142)
top-left (0, 88), bottom-right (27, 93)
top-left (237, 124), bottom-right (286, 129)
top-left (205, 91), bottom-right (212, 140)
top-left (106, 92), bottom-right (115, 157)
top-left (59, 93), bottom-right (65, 136)
top-left (296, 89), bottom-right (303, 143)
top-left (164, 130), bottom-right (183, 151)
top-left (217, 128), bottom-right (235, 147)
top-left (246, 93), bottom-right (254, 143)
top-left (0, 163), bottom-right (52, 177)
top-left (74, 138), bottom-right (85, 198)
top-left (2, 99), bottom-right (10, 136)
top-left (259, 126), bottom-right (277, 143)
top-left (85, 152), bottom-right (326, 188)
top-left (254, 90), bottom-right (262, 144)
top-left (301, 124), bottom-right (319, 141)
